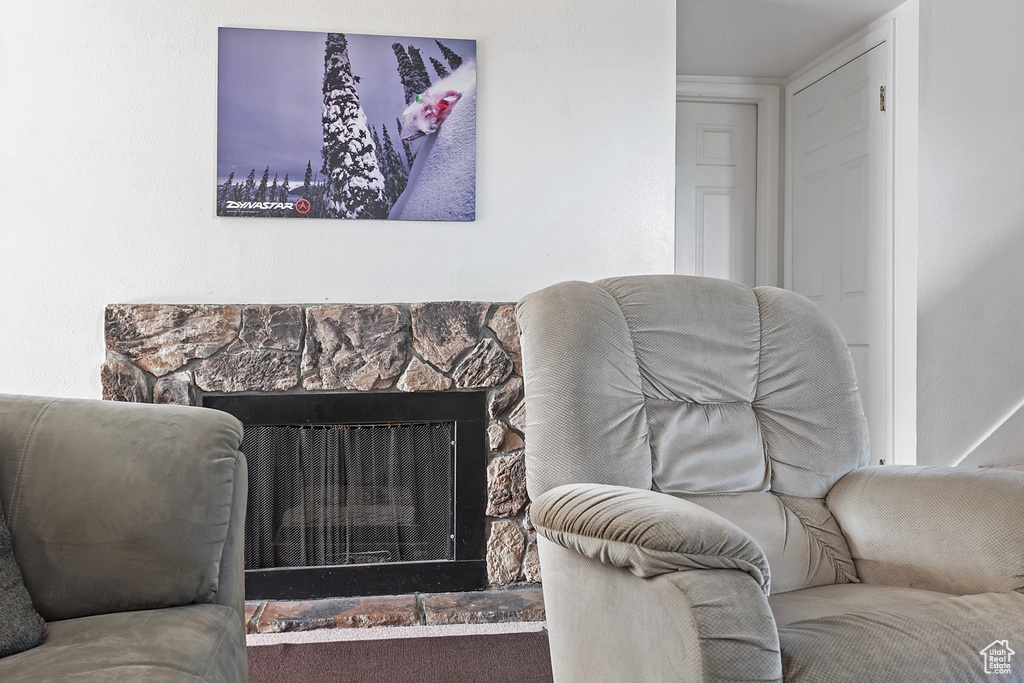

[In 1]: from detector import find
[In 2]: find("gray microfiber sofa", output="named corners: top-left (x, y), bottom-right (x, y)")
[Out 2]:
top-left (0, 394), bottom-right (248, 682)
top-left (517, 275), bottom-right (1024, 682)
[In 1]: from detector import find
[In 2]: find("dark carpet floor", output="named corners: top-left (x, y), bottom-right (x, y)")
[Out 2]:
top-left (247, 630), bottom-right (554, 683)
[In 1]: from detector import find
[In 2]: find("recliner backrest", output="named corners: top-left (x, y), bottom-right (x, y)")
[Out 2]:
top-left (518, 275), bottom-right (870, 593)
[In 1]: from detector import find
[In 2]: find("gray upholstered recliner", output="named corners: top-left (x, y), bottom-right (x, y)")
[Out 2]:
top-left (0, 395), bottom-right (248, 681)
top-left (517, 275), bottom-right (1024, 682)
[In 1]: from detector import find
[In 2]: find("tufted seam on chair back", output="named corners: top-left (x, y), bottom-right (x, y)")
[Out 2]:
top-left (593, 276), bottom-right (867, 594)
top-left (518, 280), bottom-right (656, 499)
top-left (604, 287), bottom-right (660, 495)
top-left (519, 275), bottom-right (870, 594)
top-left (774, 493), bottom-right (859, 586)
top-left (595, 276), bottom-right (766, 495)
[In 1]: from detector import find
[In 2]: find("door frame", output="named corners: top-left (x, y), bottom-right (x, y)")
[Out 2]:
top-left (784, 21), bottom-right (901, 464)
top-left (676, 78), bottom-right (781, 286)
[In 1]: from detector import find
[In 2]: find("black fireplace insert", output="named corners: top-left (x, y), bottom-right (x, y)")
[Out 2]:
top-left (203, 391), bottom-right (487, 600)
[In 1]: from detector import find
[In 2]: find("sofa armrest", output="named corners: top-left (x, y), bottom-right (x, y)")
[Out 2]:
top-left (532, 482), bottom-right (771, 593)
top-left (827, 465), bottom-right (1024, 595)
top-left (0, 395), bottom-right (246, 623)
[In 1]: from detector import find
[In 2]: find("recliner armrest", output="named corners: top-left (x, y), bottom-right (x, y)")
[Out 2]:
top-left (827, 465), bottom-right (1024, 595)
top-left (532, 483), bottom-right (771, 594)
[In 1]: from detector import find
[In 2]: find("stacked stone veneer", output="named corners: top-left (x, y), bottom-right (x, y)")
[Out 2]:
top-left (101, 302), bottom-right (539, 588)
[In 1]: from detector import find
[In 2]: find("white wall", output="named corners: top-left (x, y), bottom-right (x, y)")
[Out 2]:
top-left (0, 0), bottom-right (676, 399)
top-left (917, 0), bottom-right (1024, 466)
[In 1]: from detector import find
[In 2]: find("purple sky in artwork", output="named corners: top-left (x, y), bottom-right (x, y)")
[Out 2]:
top-left (217, 27), bottom-right (475, 186)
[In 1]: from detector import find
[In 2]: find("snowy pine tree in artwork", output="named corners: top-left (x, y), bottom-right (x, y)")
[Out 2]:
top-left (371, 125), bottom-right (396, 208)
top-left (399, 116), bottom-right (415, 165)
top-left (392, 43), bottom-right (419, 104)
top-left (218, 170), bottom-right (234, 214)
top-left (383, 124), bottom-right (408, 174)
top-left (302, 161), bottom-right (313, 197)
top-left (396, 117), bottom-right (415, 168)
top-left (241, 168), bottom-right (256, 202)
top-left (381, 123), bottom-right (409, 205)
top-left (255, 166), bottom-right (270, 202)
top-left (371, 125), bottom-right (381, 153)
top-left (406, 46), bottom-right (432, 95)
top-left (268, 172), bottom-right (280, 214)
top-left (320, 32), bottom-right (388, 219)
top-left (435, 39), bottom-right (463, 71)
top-left (430, 57), bottom-right (449, 80)
top-left (279, 174), bottom-right (290, 203)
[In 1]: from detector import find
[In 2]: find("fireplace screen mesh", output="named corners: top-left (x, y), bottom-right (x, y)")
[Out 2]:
top-left (242, 422), bottom-right (455, 570)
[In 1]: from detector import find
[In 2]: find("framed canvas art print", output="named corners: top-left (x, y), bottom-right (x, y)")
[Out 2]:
top-left (217, 27), bottom-right (476, 221)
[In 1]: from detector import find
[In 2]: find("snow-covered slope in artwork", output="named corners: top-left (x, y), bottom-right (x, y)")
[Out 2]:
top-left (388, 68), bottom-right (476, 221)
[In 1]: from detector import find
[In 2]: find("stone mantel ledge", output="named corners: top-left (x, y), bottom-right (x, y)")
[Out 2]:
top-left (102, 301), bottom-right (536, 588)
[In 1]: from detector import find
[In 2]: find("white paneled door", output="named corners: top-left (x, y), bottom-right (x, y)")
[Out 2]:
top-left (676, 101), bottom-right (757, 287)
top-left (790, 43), bottom-right (889, 464)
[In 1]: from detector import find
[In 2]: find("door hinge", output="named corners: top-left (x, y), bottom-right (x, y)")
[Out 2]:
top-left (879, 85), bottom-right (886, 112)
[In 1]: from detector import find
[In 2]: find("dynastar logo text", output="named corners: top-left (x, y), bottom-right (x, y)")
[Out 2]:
top-left (225, 201), bottom-right (296, 211)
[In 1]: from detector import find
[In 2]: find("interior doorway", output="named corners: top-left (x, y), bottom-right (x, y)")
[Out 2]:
top-left (675, 80), bottom-right (780, 287)
top-left (786, 27), bottom-right (894, 465)
top-left (676, 100), bottom-right (757, 286)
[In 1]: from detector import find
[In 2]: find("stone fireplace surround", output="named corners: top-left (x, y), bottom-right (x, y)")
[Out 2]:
top-left (101, 301), bottom-right (538, 597)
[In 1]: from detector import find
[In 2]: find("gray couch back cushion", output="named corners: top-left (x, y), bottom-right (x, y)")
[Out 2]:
top-left (0, 396), bottom-right (244, 620)
top-left (518, 275), bottom-right (870, 593)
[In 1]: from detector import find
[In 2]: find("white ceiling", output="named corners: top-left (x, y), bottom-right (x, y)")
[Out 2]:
top-left (678, 0), bottom-right (909, 78)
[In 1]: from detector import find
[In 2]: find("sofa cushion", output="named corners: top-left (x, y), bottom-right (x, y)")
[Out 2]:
top-left (687, 492), bottom-right (858, 594)
top-left (770, 584), bottom-right (1024, 682)
top-left (0, 603), bottom-right (245, 682)
top-left (0, 396), bottom-right (244, 621)
top-left (0, 506), bottom-right (46, 658)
